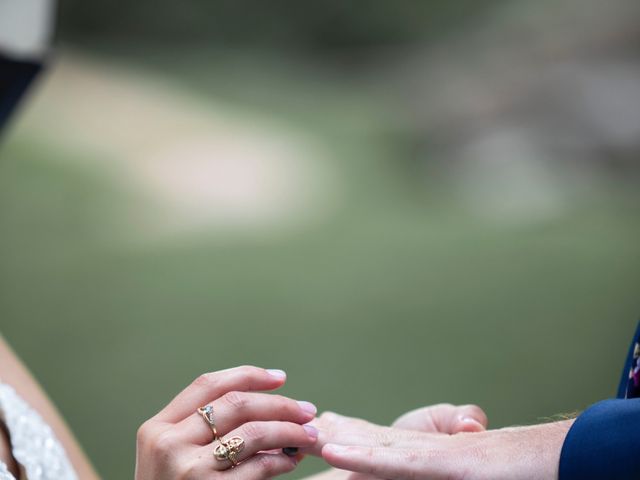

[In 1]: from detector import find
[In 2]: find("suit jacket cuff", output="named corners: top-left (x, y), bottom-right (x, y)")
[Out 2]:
top-left (559, 398), bottom-right (640, 480)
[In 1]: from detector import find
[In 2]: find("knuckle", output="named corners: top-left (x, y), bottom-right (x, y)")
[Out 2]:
top-left (193, 372), bottom-right (217, 389)
top-left (432, 404), bottom-right (457, 419)
top-left (312, 415), bottom-right (328, 432)
top-left (318, 411), bottom-right (333, 421)
top-left (317, 412), bottom-right (340, 432)
top-left (320, 411), bottom-right (356, 426)
top-left (351, 417), bottom-right (369, 428)
top-left (317, 412), bottom-right (335, 426)
top-left (243, 422), bottom-right (267, 441)
top-left (152, 429), bottom-right (178, 456)
top-left (238, 365), bottom-right (261, 377)
top-left (136, 420), bottom-right (155, 444)
top-left (222, 391), bottom-right (248, 409)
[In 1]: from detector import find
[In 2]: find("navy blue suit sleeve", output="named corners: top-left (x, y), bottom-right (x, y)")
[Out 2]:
top-left (559, 398), bottom-right (640, 480)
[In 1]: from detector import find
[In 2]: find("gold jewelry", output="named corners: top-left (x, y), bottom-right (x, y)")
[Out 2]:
top-left (214, 436), bottom-right (245, 467)
top-left (197, 405), bottom-right (218, 440)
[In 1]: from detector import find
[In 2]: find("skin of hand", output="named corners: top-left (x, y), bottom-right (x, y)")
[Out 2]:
top-left (311, 412), bottom-right (574, 480)
top-left (135, 366), bottom-right (318, 480)
top-left (391, 403), bottom-right (488, 434)
top-left (303, 404), bottom-right (488, 480)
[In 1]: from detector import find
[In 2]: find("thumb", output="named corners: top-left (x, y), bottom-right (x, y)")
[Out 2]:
top-left (449, 405), bottom-right (488, 434)
top-left (393, 404), bottom-right (488, 434)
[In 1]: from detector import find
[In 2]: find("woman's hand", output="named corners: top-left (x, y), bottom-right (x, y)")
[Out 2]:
top-left (303, 404), bottom-right (488, 480)
top-left (135, 366), bottom-right (319, 480)
top-left (314, 412), bottom-right (573, 480)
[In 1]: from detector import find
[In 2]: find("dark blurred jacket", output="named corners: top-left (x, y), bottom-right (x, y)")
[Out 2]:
top-left (0, 0), bottom-right (54, 132)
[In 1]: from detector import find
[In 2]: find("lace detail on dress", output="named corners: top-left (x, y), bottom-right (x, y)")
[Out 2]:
top-left (0, 383), bottom-right (77, 480)
top-left (0, 461), bottom-right (17, 480)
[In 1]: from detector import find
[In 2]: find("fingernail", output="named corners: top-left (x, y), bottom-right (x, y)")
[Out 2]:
top-left (297, 401), bottom-right (317, 416)
top-left (303, 424), bottom-right (319, 439)
top-left (266, 369), bottom-right (287, 380)
top-left (460, 416), bottom-right (483, 427)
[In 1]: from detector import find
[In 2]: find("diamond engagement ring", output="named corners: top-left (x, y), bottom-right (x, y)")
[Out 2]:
top-left (197, 405), bottom-right (219, 441)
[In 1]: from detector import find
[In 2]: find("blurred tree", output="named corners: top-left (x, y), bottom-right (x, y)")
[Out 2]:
top-left (56, 0), bottom-right (502, 51)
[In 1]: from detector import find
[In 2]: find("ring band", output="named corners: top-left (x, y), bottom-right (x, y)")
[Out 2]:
top-left (197, 405), bottom-right (218, 440)
top-left (214, 436), bottom-right (245, 467)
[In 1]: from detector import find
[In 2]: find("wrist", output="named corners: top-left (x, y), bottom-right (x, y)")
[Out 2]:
top-left (487, 420), bottom-right (574, 480)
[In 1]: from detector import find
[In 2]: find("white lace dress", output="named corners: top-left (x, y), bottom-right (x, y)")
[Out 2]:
top-left (0, 383), bottom-right (77, 480)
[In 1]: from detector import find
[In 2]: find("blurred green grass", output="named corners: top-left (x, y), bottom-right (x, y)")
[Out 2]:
top-left (1, 52), bottom-right (639, 479)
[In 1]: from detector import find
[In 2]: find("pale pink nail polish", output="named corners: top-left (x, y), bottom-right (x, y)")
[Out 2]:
top-left (266, 369), bottom-right (287, 380)
top-left (304, 424), bottom-right (319, 439)
top-left (297, 401), bottom-right (317, 416)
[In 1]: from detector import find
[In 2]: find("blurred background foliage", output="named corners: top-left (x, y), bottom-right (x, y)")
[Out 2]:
top-left (57, 0), bottom-right (504, 51)
top-left (1, 0), bottom-right (640, 478)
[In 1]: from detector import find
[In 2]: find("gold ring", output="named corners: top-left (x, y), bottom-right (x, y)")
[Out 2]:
top-left (197, 405), bottom-right (218, 441)
top-left (214, 436), bottom-right (245, 467)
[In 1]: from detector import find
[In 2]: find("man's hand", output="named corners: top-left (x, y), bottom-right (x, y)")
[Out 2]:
top-left (303, 404), bottom-right (488, 480)
top-left (391, 403), bottom-right (488, 434)
top-left (315, 415), bottom-right (573, 480)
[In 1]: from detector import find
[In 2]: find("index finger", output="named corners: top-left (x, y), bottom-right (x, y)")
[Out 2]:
top-left (155, 366), bottom-right (287, 423)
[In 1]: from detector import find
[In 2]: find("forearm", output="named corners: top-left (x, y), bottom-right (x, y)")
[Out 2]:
top-left (0, 335), bottom-right (100, 479)
top-left (488, 421), bottom-right (574, 480)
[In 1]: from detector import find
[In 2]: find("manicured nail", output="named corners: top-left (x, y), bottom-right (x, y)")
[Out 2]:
top-left (303, 424), bottom-right (319, 439)
top-left (297, 401), bottom-right (318, 416)
top-left (266, 369), bottom-right (287, 380)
